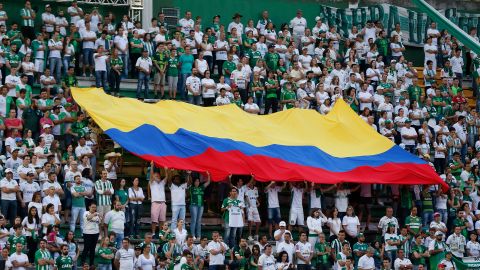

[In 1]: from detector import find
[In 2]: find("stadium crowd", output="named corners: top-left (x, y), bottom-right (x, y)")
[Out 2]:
top-left (1, 0), bottom-right (480, 270)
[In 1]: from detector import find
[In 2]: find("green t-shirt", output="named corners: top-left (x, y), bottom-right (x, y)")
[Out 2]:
top-left (222, 61), bottom-right (236, 75)
top-left (234, 247), bottom-right (249, 270)
top-left (405, 215), bottom-right (422, 236)
top-left (352, 242), bottom-right (368, 267)
top-left (70, 120), bottom-right (89, 138)
top-left (153, 51), bottom-right (169, 71)
top-left (408, 86), bottom-right (422, 103)
top-left (248, 51), bottom-right (262, 67)
top-left (265, 79), bottom-right (278, 99)
top-left (167, 57), bottom-right (179, 77)
top-left (62, 75), bottom-right (78, 88)
top-left (35, 249), bottom-right (52, 270)
top-left (315, 242), bottom-right (330, 265)
top-left (189, 186), bottom-right (205, 206)
top-left (7, 30), bottom-right (22, 49)
top-left (96, 247), bottom-right (113, 264)
top-left (221, 197), bottom-right (242, 223)
top-left (71, 185), bottom-right (86, 208)
top-left (453, 218), bottom-right (468, 238)
top-left (55, 255), bottom-right (74, 270)
top-left (422, 192), bottom-right (434, 212)
top-left (110, 57), bottom-right (124, 72)
top-left (6, 53), bottom-right (21, 69)
top-left (376, 38), bottom-right (389, 55)
top-left (281, 89), bottom-right (296, 109)
top-left (265, 52), bottom-right (280, 71)
top-left (8, 235), bottom-right (26, 255)
top-left (411, 244), bottom-right (426, 266)
top-left (115, 189), bottom-right (128, 205)
top-left (130, 38), bottom-right (143, 54)
top-left (432, 96), bottom-right (444, 115)
top-left (15, 84), bottom-right (33, 100)
top-left (181, 264), bottom-right (195, 270)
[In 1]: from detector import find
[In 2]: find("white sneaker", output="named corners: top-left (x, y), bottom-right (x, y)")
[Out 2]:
top-left (248, 236), bottom-right (254, 241)
top-left (193, 236), bottom-right (197, 241)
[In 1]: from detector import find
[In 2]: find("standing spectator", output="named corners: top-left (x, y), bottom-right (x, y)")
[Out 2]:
top-left (265, 181), bottom-right (284, 238)
top-left (113, 27), bottom-right (129, 78)
top-left (35, 239), bottom-right (54, 270)
top-left (186, 68), bottom-right (201, 105)
top-left (96, 237), bottom-right (114, 270)
top-left (109, 48), bottom-right (123, 97)
top-left (428, 231), bottom-right (447, 270)
top-left (179, 46), bottom-right (195, 100)
top-left (168, 171), bottom-right (189, 231)
top-left (68, 1), bottom-right (83, 24)
top-left (20, 1), bottom-right (36, 41)
top-left (179, 11), bottom-right (194, 36)
top-left (295, 232), bottom-right (314, 270)
top-left (221, 187), bottom-right (245, 248)
top-left (104, 201), bottom-right (126, 249)
top-left (258, 244), bottom-right (276, 270)
top-left (149, 162), bottom-right (167, 236)
top-left (80, 23), bottom-right (96, 77)
top-left (393, 249), bottom-right (412, 270)
top-left (95, 170), bottom-right (114, 238)
top-left (81, 203), bottom-right (100, 267)
top-left (289, 9), bottom-right (307, 48)
top-left (153, 42), bottom-right (168, 99)
top-left (188, 172), bottom-right (210, 240)
top-left (127, 178), bottom-right (144, 239)
top-left (0, 168), bottom-right (19, 225)
top-left (70, 175), bottom-right (86, 233)
top-left (42, 4), bottom-right (56, 37)
top-left (135, 49), bottom-right (152, 99)
top-left (94, 45), bottom-right (109, 92)
top-left (129, 30), bottom-right (144, 77)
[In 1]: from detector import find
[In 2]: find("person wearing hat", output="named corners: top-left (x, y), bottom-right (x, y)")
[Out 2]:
top-left (178, 11), bottom-right (194, 36)
top-left (400, 119), bottom-right (417, 153)
top-left (0, 168), bottom-right (19, 225)
top-left (352, 233), bottom-right (369, 268)
top-left (228, 13), bottom-right (244, 36)
top-left (381, 119), bottom-right (397, 142)
top-left (428, 231), bottom-right (447, 270)
top-left (438, 251), bottom-right (454, 270)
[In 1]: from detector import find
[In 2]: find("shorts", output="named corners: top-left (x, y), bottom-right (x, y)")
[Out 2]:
top-left (289, 207), bottom-right (305, 226)
top-left (35, 59), bottom-right (45, 72)
top-left (154, 72), bottom-right (166, 85)
top-left (151, 201), bottom-right (167, 223)
top-left (82, 48), bottom-right (94, 66)
top-left (247, 207), bottom-right (261, 222)
top-left (268, 207), bottom-right (281, 224)
top-left (97, 205), bottom-right (111, 221)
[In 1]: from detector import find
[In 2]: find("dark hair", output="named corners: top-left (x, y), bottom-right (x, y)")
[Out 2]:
top-left (27, 206), bottom-right (40, 225)
top-left (277, 251), bottom-right (289, 262)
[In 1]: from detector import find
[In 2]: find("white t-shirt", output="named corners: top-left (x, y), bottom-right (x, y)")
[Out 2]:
top-left (20, 181), bottom-right (40, 202)
top-left (266, 185), bottom-right (282, 208)
top-left (115, 248), bottom-right (135, 270)
top-left (8, 252), bottom-right (29, 270)
top-left (0, 178), bottom-right (18, 200)
top-left (170, 183), bottom-right (188, 206)
top-left (48, 39), bottom-right (62, 58)
top-left (104, 210), bottom-right (125, 234)
top-left (342, 216), bottom-right (360, 236)
top-left (358, 255), bottom-right (375, 270)
top-left (94, 54), bottom-right (108, 71)
top-left (207, 241), bottom-right (226, 265)
top-left (334, 189), bottom-right (350, 212)
top-left (290, 17), bottom-right (307, 36)
top-left (150, 179), bottom-right (166, 202)
top-left (42, 195), bottom-right (61, 213)
top-left (80, 30), bottom-right (96, 49)
top-left (135, 254), bottom-right (156, 270)
top-left (401, 127), bottom-right (417, 146)
top-left (104, 159), bottom-right (117, 180)
top-left (186, 76), bottom-right (201, 96)
top-left (258, 253), bottom-right (276, 270)
top-left (467, 240), bottom-right (480, 257)
top-left (276, 241), bottom-right (295, 263)
top-left (394, 258), bottom-right (412, 270)
top-left (295, 241), bottom-right (313, 264)
top-left (291, 187), bottom-right (304, 208)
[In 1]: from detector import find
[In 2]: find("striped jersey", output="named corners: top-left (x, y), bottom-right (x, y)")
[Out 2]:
top-left (20, 8), bottom-right (35, 27)
top-left (35, 249), bottom-right (52, 270)
top-left (95, 179), bottom-right (114, 206)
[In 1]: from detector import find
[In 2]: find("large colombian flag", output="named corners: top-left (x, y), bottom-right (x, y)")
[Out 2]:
top-left (72, 87), bottom-right (446, 189)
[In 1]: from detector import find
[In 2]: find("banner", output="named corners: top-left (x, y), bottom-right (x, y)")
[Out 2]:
top-left (452, 256), bottom-right (480, 270)
top-left (318, 4), bottom-right (480, 45)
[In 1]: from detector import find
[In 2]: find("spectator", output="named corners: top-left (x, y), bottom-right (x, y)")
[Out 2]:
top-left (135, 49), bottom-right (153, 99)
top-left (127, 178), bottom-right (144, 238)
top-left (95, 170), bottom-right (114, 238)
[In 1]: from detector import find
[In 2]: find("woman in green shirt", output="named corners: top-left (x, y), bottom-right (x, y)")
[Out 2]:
top-left (96, 237), bottom-right (114, 270)
top-left (189, 171), bottom-right (210, 239)
top-left (115, 179), bottom-right (129, 218)
top-left (264, 70), bottom-right (279, 114)
top-left (249, 245), bottom-right (261, 270)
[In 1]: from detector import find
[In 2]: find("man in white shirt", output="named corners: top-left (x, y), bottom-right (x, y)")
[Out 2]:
top-left (149, 163), bottom-right (167, 235)
top-left (104, 201), bottom-right (126, 249)
top-left (358, 83), bottom-right (374, 111)
top-left (258, 244), bottom-right (276, 270)
top-left (5, 67), bottom-right (20, 97)
top-left (228, 13), bottom-right (244, 37)
top-left (0, 169), bottom-right (19, 225)
top-left (67, 1), bottom-right (83, 24)
top-left (401, 119), bottom-right (418, 154)
top-left (216, 88), bottom-right (231, 106)
top-left (114, 27), bottom-right (129, 78)
top-left (8, 242), bottom-right (31, 269)
top-left (186, 68), bottom-right (201, 105)
top-left (135, 49), bottom-right (152, 99)
top-left (290, 9), bottom-right (307, 47)
top-left (453, 116), bottom-right (467, 159)
top-left (276, 231), bottom-right (294, 263)
top-left (450, 49), bottom-right (464, 81)
top-left (427, 22), bottom-right (441, 45)
top-left (41, 4), bottom-right (56, 34)
top-left (393, 249), bottom-right (412, 270)
top-left (94, 45), bottom-right (109, 91)
top-left (207, 232), bottom-right (227, 269)
top-left (178, 11), bottom-right (194, 35)
top-left (80, 23), bottom-right (97, 77)
top-left (168, 174), bottom-right (188, 231)
top-left (295, 232), bottom-right (313, 267)
top-left (358, 247), bottom-right (376, 270)
top-left (115, 238), bottom-right (135, 270)
top-left (446, 226), bottom-right (466, 257)
top-left (378, 207), bottom-right (399, 235)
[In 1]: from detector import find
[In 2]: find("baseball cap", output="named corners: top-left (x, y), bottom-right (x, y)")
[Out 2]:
top-left (405, 119), bottom-right (412, 123)
top-left (357, 232), bottom-right (364, 238)
top-left (315, 16), bottom-right (322, 21)
top-left (279, 221), bottom-right (287, 227)
top-left (433, 212), bottom-right (441, 217)
top-left (5, 168), bottom-right (13, 174)
top-left (27, 172), bottom-right (34, 176)
top-left (43, 124), bottom-right (52, 129)
top-left (434, 231), bottom-right (444, 236)
top-left (15, 137), bottom-right (22, 142)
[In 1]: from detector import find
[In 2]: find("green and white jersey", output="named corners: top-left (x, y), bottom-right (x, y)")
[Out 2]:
top-left (55, 255), bottom-right (73, 270)
top-left (95, 179), bottom-right (113, 206)
top-left (405, 215), bottom-right (422, 236)
top-left (71, 184), bottom-right (86, 208)
top-left (20, 8), bottom-right (35, 27)
top-left (139, 241), bottom-right (158, 256)
top-left (35, 249), bottom-right (52, 270)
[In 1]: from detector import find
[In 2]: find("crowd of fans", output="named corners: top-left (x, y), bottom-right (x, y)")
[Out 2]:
top-left (1, 0), bottom-right (480, 270)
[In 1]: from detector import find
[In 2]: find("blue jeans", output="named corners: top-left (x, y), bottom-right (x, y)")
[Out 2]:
top-left (268, 207), bottom-right (281, 224)
top-left (128, 203), bottom-right (141, 236)
top-left (187, 95), bottom-right (202, 105)
top-left (423, 211), bottom-right (434, 227)
top-left (224, 223), bottom-right (241, 248)
top-left (49, 57), bottom-right (62, 82)
top-left (83, 48), bottom-right (94, 67)
top-left (114, 232), bottom-right (124, 249)
top-left (119, 53), bottom-right (128, 78)
top-left (62, 55), bottom-right (72, 76)
top-left (95, 71), bottom-right (108, 91)
top-left (1, 200), bottom-right (17, 225)
top-left (97, 264), bottom-right (112, 270)
top-left (136, 72), bottom-right (150, 99)
top-left (70, 206), bottom-right (86, 233)
top-left (171, 205), bottom-right (186, 230)
top-left (224, 76), bottom-right (231, 86)
top-left (178, 73), bottom-right (191, 100)
top-left (189, 205), bottom-right (204, 238)
top-left (437, 209), bottom-right (448, 224)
